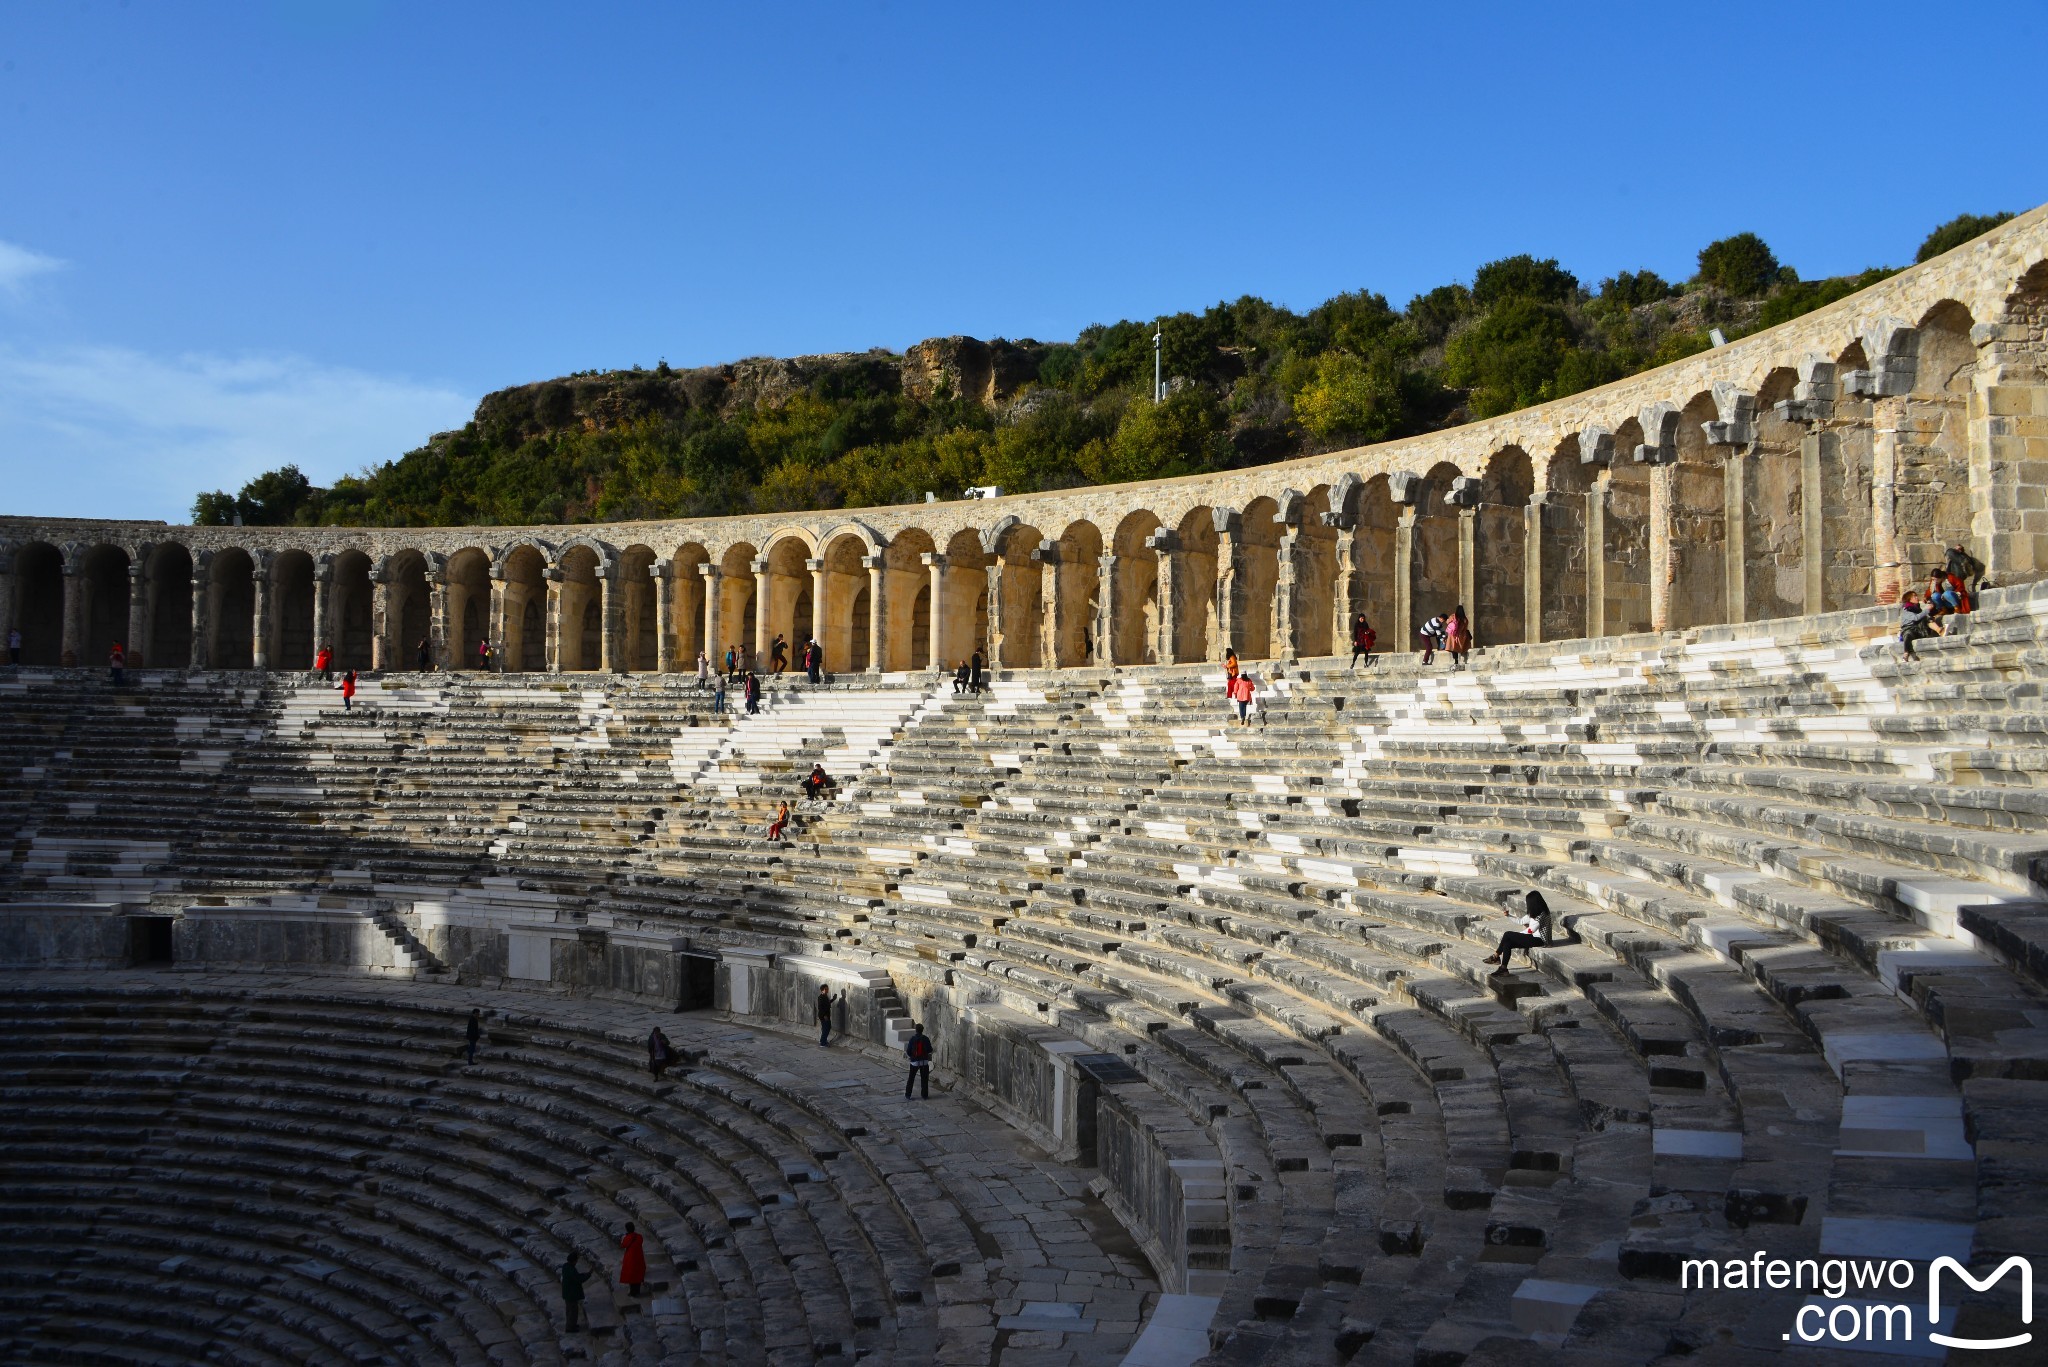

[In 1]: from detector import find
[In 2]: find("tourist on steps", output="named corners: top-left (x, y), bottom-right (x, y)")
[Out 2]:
top-left (904, 1022), bottom-right (933, 1099)
top-left (6, 626), bottom-right (19, 665)
top-left (802, 763), bottom-right (835, 802)
top-left (695, 649), bottom-right (710, 690)
top-left (1446, 606), bottom-right (1473, 671)
top-left (953, 659), bottom-right (970, 694)
top-left (744, 672), bottom-right (760, 715)
top-left (1223, 647), bottom-right (1239, 686)
top-left (109, 641), bottom-right (125, 687)
top-left (415, 638), bottom-right (432, 671)
top-left (477, 638), bottom-right (492, 671)
top-left (618, 1223), bottom-right (646, 1299)
top-left (340, 670), bottom-right (357, 710)
top-left (1899, 591), bottom-right (1941, 661)
top-left (315, 644), bottom-right (332, 681)
top-left (559, 1252), bottom-right (590, 1331)
top-left (647, 1025), bottom-right (678, 1078)
top-left (1486, 891), bottom-right (1552, 974)
top-left (712, 675), bottom-right (727, 715)
top-left (771, 633), bottom-right (788, 674)
top-left (464, 1008), bottom-right (481, 1065)
top-left (1227, 671), bottom-right (1256, 727)
top-left (817, 984), bottom-right (833, 1046)
top-left (1350, 616), bottom-right (1376, 669)
top-left (724, 644), bottom-right (738, 679)
top-left (806, 638), bottom-right (823, 685)
top-left (969, 649), bottom-right (985, 694)
top-left (769, 800), bottom-right (791, 842)
top-left (1419, 613), bottom-right (1447, 665)
top-left (1945, 541), bottom-right (1986, 606)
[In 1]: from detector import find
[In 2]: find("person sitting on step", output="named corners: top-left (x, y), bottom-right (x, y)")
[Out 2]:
top-left (953, 659), bottom-right (971, 694)
top-left (768, 800), bottom-right (791, 842)
top-left (1486, 891), bottom-right (1552, 974)
top-left (802, 763), bottom-right (835, 801)
top-left (1899, 590), bottom-right (1941, 661)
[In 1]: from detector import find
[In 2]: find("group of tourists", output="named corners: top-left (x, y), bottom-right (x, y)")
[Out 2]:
top-left (557, 1224), bottom-right (646, 1332)
top-left (1900, 542), bottom-right (1985, 661)
top-left (952, 651), bottom-right (988, 694)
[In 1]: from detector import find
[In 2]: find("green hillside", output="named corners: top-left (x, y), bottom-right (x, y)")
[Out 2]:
top-left (194, 212), bottom-right (2013, 529)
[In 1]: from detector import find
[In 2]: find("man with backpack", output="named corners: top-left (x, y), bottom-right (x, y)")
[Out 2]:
top-left (1944, 542), bottom-right (1986, 607)
top-left (904, 1022), bottom-right (933, 1099)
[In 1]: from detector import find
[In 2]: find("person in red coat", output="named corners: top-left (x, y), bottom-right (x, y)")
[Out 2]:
top-left (618, 1222), bottom-right (646, 1298)
top-left (340, 669), bottom-right (357, 711)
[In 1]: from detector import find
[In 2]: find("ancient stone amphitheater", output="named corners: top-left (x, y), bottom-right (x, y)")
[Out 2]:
top-left (4, 210), bottom-right (2048, 1367)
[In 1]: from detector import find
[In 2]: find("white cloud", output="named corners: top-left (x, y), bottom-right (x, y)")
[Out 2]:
top-left (0, 343), bottom-right (475, 523)
top-left (0, 240), bottom-right (65, 295)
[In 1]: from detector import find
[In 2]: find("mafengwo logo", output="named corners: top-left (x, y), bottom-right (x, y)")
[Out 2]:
top-left (1682, 1254), bottom-right (2033, 1351)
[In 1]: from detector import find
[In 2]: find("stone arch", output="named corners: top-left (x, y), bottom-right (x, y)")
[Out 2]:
top-left (717, 542), bottom-right (759, 664)
top-left (381, 549), bottom-right (433, 670)
top-left (1538, 441), bottom-right (1591, 641)
top-left (1671, 392), bottom-right (1727, 630)
top-left (207, 547), bottom-right (258, 670)
top-left (1050, 519), bottom-right (1102, 668)
top-left (76, 543), bottom-right (131, 667)
top-left (992, 520), bottom-right (1044, 668)
top-left (1293, 486), bottom-right (1337, 657)
top-left (670, 543), bottom-right (710, 668)
top-left (941, 529), bottom-right (989, 669)
top-left (1892, 301), bottom-right (1978, 589)
top-left (1175, 508), bottom-right (1217, 664)
top-left (13, 542), bottom-right (64, 666)
top-left (501, 543), bottom-right (548, 672)
top-left (443, 548), bottom-right (492, 669)
top-left (764, 535), bottom-right (814, 668)
top-left (1475, 449), bottom-right (1532, 646)
top-left (329, 550), bottom-right (374, 671)
top-left (1603, 419), bottom-right (1654, 635)
top-left (818, 532), bottom-right (872, 674)
top-left (1111, 510), bottom-right (1161, 666)
top-left (1411, 463), bottom-right (1464, 636)
top-left (880, 529), bottom-right (935, 672)
top-left (618, 544), bottom-right (658, 673)
top-left (1234, 497), bottom-right (1280, 660)
top-left (268, 549), bottom-right (316, 670)
top-left (144, 542), bottom-right (194, 668)
top-left (555, 543), bottom-right (607, 672)
top-left (1746, 370), bottom-right (1809, 622)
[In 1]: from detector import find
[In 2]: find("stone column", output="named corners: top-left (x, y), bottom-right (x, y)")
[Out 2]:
top-left (59, 559), bottom-right (84, 667)
top-left (369, 566), bottom-right (393, 672)
top-left (1273, 519), bottom-right (1303, 659)
top-left (1968, 324), bottom-right (2048, 583)
top-left (1094, 552), bottom-right (1119, 666)
top-left (698, 563), bottom-right (722, 666)
top-left (1324, 511), bottom-right (1358, 656)
top-left (1211, 508), bottom-right (1242, 657)
top-left (1648, 464), bottom-right (1677, 633)
top-left (862, 553), bottom-right (888, 673)
top-left (597, 568), bottom-right (620, 673)
top-left (1147, 529), bottom-right (1181, 665)
top-left (1392, 508), bottom-right (1417, 651)
top-left (250, 565), bottom-right (272, 671)
top-left (311, 563), bottom-right (331, 663)
top-left (1871, 399), bottom-right (1906, 605)
top-left (920, 552), bottom-right (947, 672)
top-left (1801, 432), bottom-right (1827, 613)
top-left (984, 558), bottom-right (1006, 666)
top-left (1030, 542), bottom-right (1060, 668)
top-left (650, 562), bottom-right (674, 672)
top-left (543, 569), bottom-right (564, 672)
top-left (752, 558), bottom-right (773, 666)
top-left (426, 564), bottom-right (450, 670)
top-left (488, 571), bottom-right (507, 668)
top-left (1456, 506), bottom-right (1477, 619)
top-left (1586, 473), bottom-right (1609, 639)
top-left (1722, 449), bottom-right (1748, 624)
top-left (127, 560), bottom-right (149, 666)
top-left (189, 568), bottom-right (211, 671)
top-left (805, 557), bottom-right (827, 666)
top-left (1522, 494), bottom-right (1545, 645)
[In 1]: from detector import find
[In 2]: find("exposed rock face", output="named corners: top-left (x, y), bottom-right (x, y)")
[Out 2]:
top-left (901, 336), bottom-right (1045, 406)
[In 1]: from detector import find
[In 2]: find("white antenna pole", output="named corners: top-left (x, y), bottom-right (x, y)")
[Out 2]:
top-left (1153, 326), bottom-right (1163, 403)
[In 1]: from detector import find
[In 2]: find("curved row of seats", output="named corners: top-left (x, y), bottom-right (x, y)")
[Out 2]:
top-left (0, 975), bottom-right (1155, 1367)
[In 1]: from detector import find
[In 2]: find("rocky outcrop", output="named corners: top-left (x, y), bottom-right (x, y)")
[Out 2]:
top-left (901, 336), bottom-right (1045, 406)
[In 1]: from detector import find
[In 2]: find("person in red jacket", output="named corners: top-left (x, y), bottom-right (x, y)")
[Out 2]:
top-left (340, 669), bottom-right (357, 711)
top-left (618, 1223), bottom-right (646, 1299)
top-left (315, 644), bottom-right (333, 682)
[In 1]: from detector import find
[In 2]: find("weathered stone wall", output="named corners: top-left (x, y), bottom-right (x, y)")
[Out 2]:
top-left (0, 905), bottom-right (134, 968)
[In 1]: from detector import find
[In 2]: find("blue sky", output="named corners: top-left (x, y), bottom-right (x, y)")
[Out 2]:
top-left (3, 1), bottom-right (2042, 522)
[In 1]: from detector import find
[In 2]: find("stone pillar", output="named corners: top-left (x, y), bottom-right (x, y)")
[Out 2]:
top-left (1871, 400), bottom-right (1906, 605)
top-left (1648, 464), bottom-right (1677, 633)
top-left (1522, 495), bottom-right (1545, 645)
top-left (805, 557), bottom-right (827, 666)
top-left (1147, 529), bottom-right (1181, 665)
top-left (543, 569), bottom-right (564, 672)
top-left (1585, 473), bottom-right (1609, 639)
top-left (251, 566), bottom-right (272, 671)
top-left (1722, 449), bottom-right (1748, 624)
top-left (752, 558), bottom-right (773, 666)
top-left (1801, 432), bottom-right (1827, 613)
top-left (1392, 508), bottom-right (1417, 651)
top-left (1456, 507), bottom-right (1477, 619)
top-left (920, 552), bottom-right (947, 672)
top-left (488, 571), bottom-right (507, 668)
top-left (1095, 553), bottom-right (1118, 666)
top-left (862, 553), bottom-right (888, 673)
top-left (426, 565), bottom-right (450, 670)
top-left (598, 568), bottom-right (620, 673)
top-left (189, 568), bottom-right (211, 671)
top-left (1212, 508), bottom-right (1242, 658)
top-left (1968, 323), bottom-right (2048, 583)
top-left (1273, 503), bottom-right (1303, 659)
top-left (1324, 511), bottom-right (1358, 655)
top-left (59, 559), bottom-right (84, 667)
top-left (1030, 542), bottom-right (1060, 668)
top-left (127, 560), bottom-right (149, 666)
top-left (984, 558), bottom-right (1006, 666)
top-left (650, 562), bottom-right (674, 673)
top-left (369, 567), bottom-right (393, 672)
top-left (698, 563), bottom-right (722, 666)
top-left (311, 563), bottom-right (331, 664)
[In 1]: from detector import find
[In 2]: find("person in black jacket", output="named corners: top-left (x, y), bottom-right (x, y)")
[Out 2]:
top-left (1485, 892), bottom-right (1553, 974)
top-left (904, 1023), bottom-right (933, 1099)
top-left (817, 983), bottom-right (833, 1046)
top-left (559, 1252), bottom-right (590, 1331)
